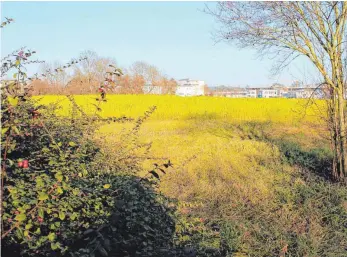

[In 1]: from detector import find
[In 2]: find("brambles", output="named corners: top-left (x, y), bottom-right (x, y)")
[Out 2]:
top-left (1, 61), bottom-right (178, 257)
top-left (2, 97), bottom-right (107, 255)
top-left (1, 19), bottom-right (178, 257)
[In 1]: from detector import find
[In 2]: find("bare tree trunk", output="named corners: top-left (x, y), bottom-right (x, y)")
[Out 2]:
top-left (329, 97), bottom-right (339, 179)
top-left (337, 87), bottom-right (347, 179)
top-left (329, 86), bottom-right (347, 181)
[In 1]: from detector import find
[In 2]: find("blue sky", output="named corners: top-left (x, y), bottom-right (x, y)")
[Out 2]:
top-left (1, 1), bottom-right (317, 87)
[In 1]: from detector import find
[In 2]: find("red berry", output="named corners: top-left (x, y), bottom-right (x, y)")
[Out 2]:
top-left (7, 218), bottom-right (12, 222)
top-left (37, 217), bottom-right (43, 223)
top-left (15, 211), bottom-right (19, 215)
top-left (18, 161), bottom-right (23, 168)
top-left (23, 160), bottom-right (29, 169)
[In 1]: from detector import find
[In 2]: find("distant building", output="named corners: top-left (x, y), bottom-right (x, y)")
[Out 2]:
top-left (212, 87), bottom-right (247, 98)
top-left (292, 89), bottom-right (312, 98)
top-left (226, 88), bottom-right (248, 98)
top-left (176, 79), bottom-right (205, 96)
top-left (210, 84), bottom-right (327, 99)
top-left (278, 89), bottom-right (289, 98)
top-left (287, 87), bottom-right (319, 99)
top-left (246, 89), bottom-right (257, 98)
top-left (258, 89), bottom-right (279, 98)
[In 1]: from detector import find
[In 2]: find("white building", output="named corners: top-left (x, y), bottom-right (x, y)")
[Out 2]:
top-left (288, 88), bottom-right (316, 99)
top-left (246, 89), bottom-right (257, 98)
top-left (176, 79), bottom-right (205, 96)
top-left (295, 89), bottom-right (312, 98)
top-left (278, 89), bottom-right (289, 98)
top-left (226, 90), bottom-right (248, 98)
top-left (259, 89), bottom-right (278, 98)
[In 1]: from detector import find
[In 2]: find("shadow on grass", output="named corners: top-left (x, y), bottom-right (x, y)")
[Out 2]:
top-left (67, 175), bottom-right (215, 257)
top-left (275, 140), bottom-right (333, 180)
top-left (2, 175), bottom-right (182, 257)
top-left (231, 121), bottom-right (333, 180)
top-left (67, 175), bottom-right (179, 257)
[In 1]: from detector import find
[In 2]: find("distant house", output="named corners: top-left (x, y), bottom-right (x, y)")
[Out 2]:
top-left (207, 83), bottom-right (336, 99)
top-left (258, 89), bottom-right (279, 98)
top-left (176, 79), bottom-right (205, 96)
top-left (287, 86), bottom-right (321, 99)
top-left (246, 89), bottom-right (257, 98)
top-left (226, 88), bottom-right (248, 98)
top-left (294, 89), bottom-right (312, 98)
top-left (270, 85), bottom-right (290, 98)
top-left (278, 89), bottom-right (289, 98)
top-left (212, 87), bottom-right (247, 98)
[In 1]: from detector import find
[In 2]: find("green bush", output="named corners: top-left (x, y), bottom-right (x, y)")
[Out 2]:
top-left (1, 46), bottom-right (178, 257)
top-left (1, 96), bottom-right (112, 255)
top-left (69, 174), bottom-right (177, 257)
top-left (1, 94), bottom-right (178, 257)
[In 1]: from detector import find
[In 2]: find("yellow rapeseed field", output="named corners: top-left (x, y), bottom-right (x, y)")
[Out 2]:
top-left (37, 94), bottom-right (323, 124)
top-left (37, 95), bottom-right (326, 204)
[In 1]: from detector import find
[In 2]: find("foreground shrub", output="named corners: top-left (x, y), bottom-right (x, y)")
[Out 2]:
top-left (69, 174), bottom-right (176, 257)
top-left (1, 96), bottom-right (107, 255)
top-left (1, 89), bottom-right (179, 257)
top-left (1, 42), bottom-right (178, 256)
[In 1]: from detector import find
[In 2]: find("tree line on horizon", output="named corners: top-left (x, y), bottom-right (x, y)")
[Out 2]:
top-left (21, 50), bottom-right (178, 95)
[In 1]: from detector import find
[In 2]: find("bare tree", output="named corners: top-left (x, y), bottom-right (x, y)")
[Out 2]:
top-left (156, 77), bottom-right (178, 94)
top-left (128, 61), bottom-right (176, 94)
top-left (117, 74), bottom-right (145, 94)
top-left (207, 2), bottom-right (347, 180)
top-left (39, 61), bottom-right (70, 93)
top-left (73, 50), bottom-right (117, 93)
top-left (129, 61), bottom-right (161, 85)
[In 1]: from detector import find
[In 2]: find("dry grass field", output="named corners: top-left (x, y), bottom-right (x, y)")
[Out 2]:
top-left (37, 95), bottom-right (327, 201)
top-left (35, 95), bottom-right (346, 256)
